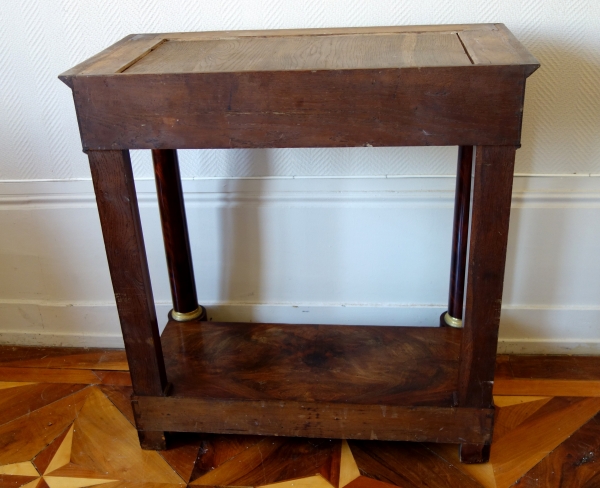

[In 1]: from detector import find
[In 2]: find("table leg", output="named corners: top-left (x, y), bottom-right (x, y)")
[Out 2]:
top-left (152, 149), bottom-right (205, 322)
top-left (457, 145), bottom-right (517, 463)
top-left (441, 145), bottom-right (473, 328)
top-left (89, 150), bottom-right (168, 449)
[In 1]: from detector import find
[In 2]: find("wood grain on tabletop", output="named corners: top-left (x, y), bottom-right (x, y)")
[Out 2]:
top-left (59, 24), bottom-right (536, 78)
top-left (124, 32), bottom-right (472, 74)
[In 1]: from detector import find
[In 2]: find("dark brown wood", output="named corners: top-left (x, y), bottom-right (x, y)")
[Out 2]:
top-left (458, 145), bottom-right (517, 409)
top-left (88, 150), bottom-right (167, 397)
top-left (152, 149), bottom-right (201, 316)
top-left (442, 145), bottom-right (473, 326)
top-left (350, 441), bottom-right (485, 487)
top-left (161, 320), bottom-right (462, 406)
top-left (458, 442), bottom-right (490, 464)
top-left (191, 436), bottom-right (340, 486)
top-left (503, 355), bottom-right (600, 381)
top-left (456, 146), bottom-right (516, 465)
top-left (157, 432), bottom-right (205, 483)
top-left (132, 395), bottom-right (493, 444)
top-left (0, 345), bottom-right (125, 366)
top-left (138, 430), bottom-right (167, 450)
top-left (502, 411), bottom-right (600, 486)
top-left (71, 66), bottom-right (527, 150)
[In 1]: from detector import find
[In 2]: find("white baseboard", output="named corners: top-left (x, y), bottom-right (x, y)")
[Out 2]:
top-left (0, 175), bottom-right (598, 353)
top-left (0, 301), bottom-right (598, 354)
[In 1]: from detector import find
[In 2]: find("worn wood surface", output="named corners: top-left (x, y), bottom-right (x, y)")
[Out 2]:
top-left (458, 146), bottom-right (517, 410)
top-left (88, 150), bottom-right (166, 397)
top-left (161, 320), bottom-right (461, 406)
top-left (71, 66), bottom-right (527, 150)
top-left (125, 32), bottom-right (472, 74)
top-left (456, 145), bottom-right (516, 462)
top-left (60, 24), bottom-right (538, 151)
top-left (132, 395), bottom-right (493, 444)
top-left (152, 149), bottom-right (199, 315)
top-left (59, 24), bottom-right (538, 78)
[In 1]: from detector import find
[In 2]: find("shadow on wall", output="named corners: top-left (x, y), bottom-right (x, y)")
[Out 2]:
top-left (217, 149), bottom-right (269, 322)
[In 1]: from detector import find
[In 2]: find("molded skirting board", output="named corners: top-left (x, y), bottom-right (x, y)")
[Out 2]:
top-left (0, 176), bottom-right (598, 353)
top-left (0, 301), bottom-right (599, 354)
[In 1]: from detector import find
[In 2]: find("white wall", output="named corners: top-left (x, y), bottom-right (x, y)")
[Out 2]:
top-left (0, 0), bottom-right (599, 352)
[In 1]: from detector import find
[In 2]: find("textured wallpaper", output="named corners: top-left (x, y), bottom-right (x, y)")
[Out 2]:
top-left (1, 0), bottom-right (599, 180)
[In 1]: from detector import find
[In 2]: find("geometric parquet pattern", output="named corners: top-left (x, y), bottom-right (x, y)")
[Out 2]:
top-left (2, 347), bottom-right (600, 488)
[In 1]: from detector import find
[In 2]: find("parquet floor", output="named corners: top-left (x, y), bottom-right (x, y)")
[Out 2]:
top-left (1, 347), bottom-right (600, 488)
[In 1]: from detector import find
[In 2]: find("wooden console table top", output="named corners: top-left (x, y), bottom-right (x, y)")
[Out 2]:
top-left (60, 24), bottom-right (538, 151)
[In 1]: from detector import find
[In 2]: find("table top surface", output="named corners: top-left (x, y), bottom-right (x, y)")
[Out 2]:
top-left (60, 23), bottom-right (539, 84)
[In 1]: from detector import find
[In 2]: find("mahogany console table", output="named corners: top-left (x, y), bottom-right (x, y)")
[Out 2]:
top-left (60, 23), bottom-right (538, 463)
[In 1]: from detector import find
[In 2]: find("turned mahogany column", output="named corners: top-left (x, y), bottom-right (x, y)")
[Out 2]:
top-left (441, 146), bottom-right (473, 328)
top-left (152, 149), bottom-right (206, 322)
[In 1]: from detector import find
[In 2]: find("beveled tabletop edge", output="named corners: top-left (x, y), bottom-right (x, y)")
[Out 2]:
top-left (59, 23), bottom-right (539, 87)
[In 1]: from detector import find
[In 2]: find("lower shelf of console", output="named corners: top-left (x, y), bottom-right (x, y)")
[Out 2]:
top-left (131, 320), bottom-right (493, 444)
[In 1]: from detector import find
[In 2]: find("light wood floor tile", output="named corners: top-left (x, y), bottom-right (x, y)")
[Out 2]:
top-left (491, 396), bottom-right (600, 487)
top-left (0, 462), bottom-right (39, 477)
top-left (493, 397), bottom-right (552, 443)
top-left (514, 412), bottom-right (600, 487)
top-left (98, 484), bottom-right (191, 488)
top-left (69, 388), bottom-right (183, 485)
top-left (344, 477), bottom-right (400, 488)
top-left (339, 440), bottom-right (360, 488)
top-left (33, 427), bottom-right (72, 476)
top-left (44, 478), bottom-right (117, 488)
top-left (41, 465), bottom-right (116, 480)
top-left (493, 396), bottom-right (550, 407)
top-left (260, 474), bottom-right (335, 488)
top-left (19, 480), bottom-right (43, 488)
top-left (44, 426), bottom-right (74, 475)
top-left (97, 386), bottom-right (134, 426)
top-left (0, 382), bottom-right (36, 390)
top-left (494, 379), bottom-right (600, 397)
